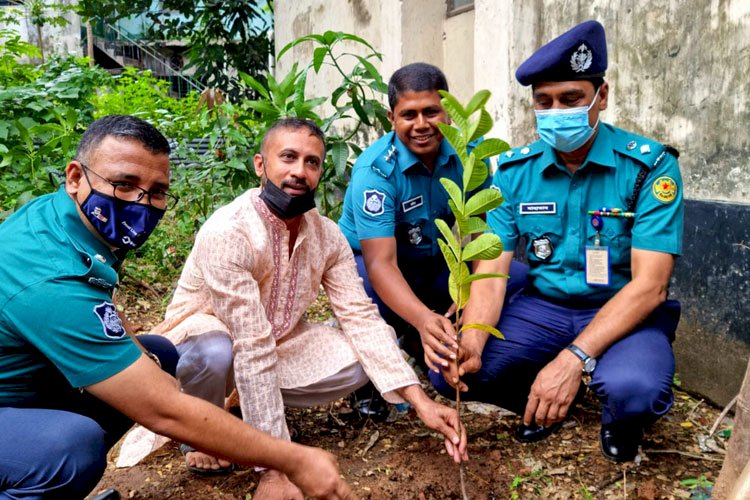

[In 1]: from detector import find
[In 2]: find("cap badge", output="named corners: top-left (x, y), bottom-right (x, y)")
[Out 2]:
top-left (570, 44), bottom-right (593, 73)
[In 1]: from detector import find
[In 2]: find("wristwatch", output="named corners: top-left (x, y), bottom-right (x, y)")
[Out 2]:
top-left (566, 344), bottom-right (597, 374)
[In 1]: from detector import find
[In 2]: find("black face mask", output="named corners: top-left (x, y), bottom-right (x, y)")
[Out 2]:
top-left (259, 179), bottom-right (316, 219)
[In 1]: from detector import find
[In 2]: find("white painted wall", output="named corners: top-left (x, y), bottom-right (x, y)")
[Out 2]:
top-left (0, 0), bottom-right (82, 62)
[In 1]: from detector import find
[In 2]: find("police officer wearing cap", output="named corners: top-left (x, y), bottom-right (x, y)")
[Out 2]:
top-left (339, 63), bottom-right (526, 381)
top-left (429, 20), bottom-right (683, 462)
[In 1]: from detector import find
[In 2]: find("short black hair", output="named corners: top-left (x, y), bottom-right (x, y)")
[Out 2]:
top-left (260, 117), bottom-right (326, 157)
top-left (388, 63), bottom-right (449, 110)
top-left (76, 115), bottom-right (170, 163)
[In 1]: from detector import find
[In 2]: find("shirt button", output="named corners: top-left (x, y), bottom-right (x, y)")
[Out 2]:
top-left (571, 228), bottom-right (578, 235)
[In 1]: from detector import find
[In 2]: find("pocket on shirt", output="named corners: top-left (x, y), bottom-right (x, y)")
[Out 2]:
top-left (517, 214), bottom-right (563, 261)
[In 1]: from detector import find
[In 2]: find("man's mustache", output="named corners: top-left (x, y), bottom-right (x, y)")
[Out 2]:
top-left (282, 178), bottom-right (311, 192)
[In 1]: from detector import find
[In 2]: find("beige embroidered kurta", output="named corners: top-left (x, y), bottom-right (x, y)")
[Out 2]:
top-left (153, 188), bottom-right (418, 440)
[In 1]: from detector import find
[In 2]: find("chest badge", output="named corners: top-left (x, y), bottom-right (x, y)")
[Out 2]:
top-left (408, 225), bottom-right (423, 245)
top-left (363, 189), bottom-right (386, 216)
top-left (93, 302), bottom-right (126, 339)
top-left (531, 236), bottom-right (554, 261)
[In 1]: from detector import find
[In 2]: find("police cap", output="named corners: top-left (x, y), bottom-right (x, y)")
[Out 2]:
top-left (515, 20), bottom-right (607, 86)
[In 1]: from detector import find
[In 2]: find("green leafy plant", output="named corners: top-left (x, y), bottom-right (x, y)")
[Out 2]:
top-left (433, 89), bottom-right (510, 498)
top-left (242, 30), bottom-right (390, 219)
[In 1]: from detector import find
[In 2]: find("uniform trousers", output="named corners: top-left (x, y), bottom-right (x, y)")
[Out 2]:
top-left (175, 330), bottom-right (371, 412)
top-left (0, 335), bottom-right (178, 500)
top-left (429, 293), bottom-right (681, 428)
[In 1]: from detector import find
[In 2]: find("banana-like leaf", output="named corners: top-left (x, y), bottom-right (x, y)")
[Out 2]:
top-left (465, 188), bottom-right (503, 216)
top-left (439, 177), bottom-right (463, 212)
top-left (435, 218), bottom-right (460, 258)
top-left (465, 155), bottom-right (490, 192)
top-left (462, 233), bottom-right (503, 261)
top-left (465, 90), bottom-right (491, 115)
top-left (460, 322), bottom-right (504, 340)
top-left (471, 138), bottom-right (510, 160)
top-left (469, 109), bottom-right (493, 143)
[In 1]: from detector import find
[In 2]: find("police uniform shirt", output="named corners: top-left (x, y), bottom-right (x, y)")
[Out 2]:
top-left (489, 123), bottom-right (683, 302)
top-left (339, 131), bottom-right (490, 262)
top-left (0, 187), bottom-right (141, 405)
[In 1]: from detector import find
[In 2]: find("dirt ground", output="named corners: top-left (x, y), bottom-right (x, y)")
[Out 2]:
top-left (97, 285), bottom-right (728, 499)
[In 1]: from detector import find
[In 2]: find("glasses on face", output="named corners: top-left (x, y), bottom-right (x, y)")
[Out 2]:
top-left (79, 163), bottom-right (179, 210)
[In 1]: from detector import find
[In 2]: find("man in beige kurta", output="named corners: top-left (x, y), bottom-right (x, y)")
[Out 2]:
top-left (153, 118), bottom-right (466, 498)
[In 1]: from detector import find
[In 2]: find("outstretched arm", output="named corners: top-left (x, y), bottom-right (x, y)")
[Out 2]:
top-left (87, 356), bottom-right (355, 499)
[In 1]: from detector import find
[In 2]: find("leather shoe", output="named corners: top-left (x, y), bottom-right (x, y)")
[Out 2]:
top-left (514, 422), bottom-right (562, 443)
top-left (600, 424), bottom-right (642, 462)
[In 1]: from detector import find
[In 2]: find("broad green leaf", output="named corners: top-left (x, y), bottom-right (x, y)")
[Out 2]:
top-left (312, 46), bottom-right (328, 73)
top-left (246, 100), bottom-right (281, 116)
top-left (323, 30), bottom-right (341, 45)
top-left (465, 90), bottom-right (491, 115)
top-left (331, 84), bottom-right (347, 107)
top-left (464, 216), bottom-right (491, 235)
top-left (239, 72), bottom-right (270, 98)
top-left (351, 93), bottom-right (372, 126)
top-left (339, 33), bottom-right (381, 56)
top-left (471, 138), bottom-right (510, 160)
top-left (448, 262), bottom-right (471, 309)
top-left (451, 201), bottom-right (470, 235)
top-left (465, 188), bottom-right (503, 216)
top-left (354, 55), bottom-right (383, 85)
top-left (438, 239), bottom-right (458, 275)
top-left (437, 123), bottom-right (468, 166)
top-left (439, 177), bottom-right (463, 213)
top-left (278, 64), bottom-right (300, 100)
top-left (434, 218), bottom-right (460, 259)
top-left (465, 155), bottom-right (490, 192)
top-left (438, 90), bottom-right (467, 121)
top-left (329, 141), bottom-right (349, 177)
top-left (460, 322), bottom-right (504, 340)
top-left (462, 233), bottom-right (503, 261)
top-left (469, 109), bottom-right (493, 142)
top-left (277, 34), bottom-right (327, 60)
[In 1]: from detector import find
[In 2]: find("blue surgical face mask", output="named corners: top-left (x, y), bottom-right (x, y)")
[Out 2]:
top-left (78, 189), bottom-right (165, 250)
top-left (534, 87), bottom-right (601, 152)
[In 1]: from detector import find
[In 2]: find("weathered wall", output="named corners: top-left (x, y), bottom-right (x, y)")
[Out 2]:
top-left (0, 0), bottom-right (82, 61)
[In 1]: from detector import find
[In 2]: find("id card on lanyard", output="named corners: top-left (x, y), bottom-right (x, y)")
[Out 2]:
top-left (585, 212), bottom-right (610, 286)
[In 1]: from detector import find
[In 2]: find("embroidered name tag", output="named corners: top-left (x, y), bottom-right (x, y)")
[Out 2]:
top-left (402, 195), bottom-right (423, 213)
top-left (519, 202), bottom-right (557, 215)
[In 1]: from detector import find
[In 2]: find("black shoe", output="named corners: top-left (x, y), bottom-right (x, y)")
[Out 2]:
top-left (350, 382), bottom-right (389, 422)
top-left (600, 424), bottom-right (642, 462)
top-left (88, 489), bottom-right (120, 500)
top-left (514, 422), bottom-right (562, 443)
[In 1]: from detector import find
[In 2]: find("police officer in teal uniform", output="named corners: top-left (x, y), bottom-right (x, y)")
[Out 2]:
top-left (339, 63), bottom-right (521, 380)
top-left (429, 20), bottom-right (683, 462)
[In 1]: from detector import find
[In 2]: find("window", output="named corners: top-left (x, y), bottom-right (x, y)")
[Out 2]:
top-left (447, 0), bottom-right (474, 16)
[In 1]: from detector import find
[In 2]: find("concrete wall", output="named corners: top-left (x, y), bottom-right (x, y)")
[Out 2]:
top-left (0, 0), bottom-right (82, 61)
top-left (275, 0), bottom-right (750, 405)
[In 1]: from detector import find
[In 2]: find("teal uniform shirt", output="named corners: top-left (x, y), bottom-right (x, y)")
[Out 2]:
top-left (339, 131), bottom-right (490, 262)
top-left (489, 123), bottom-right (683, 302)
top-left (0, 187), bottom-right (141, 405)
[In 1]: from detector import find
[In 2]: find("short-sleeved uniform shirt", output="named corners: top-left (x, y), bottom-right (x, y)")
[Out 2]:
top-left (489, 123), bottom-right (683, 302)
top-left (0, 187), bottom-right (141, 406)
top-left (339, 131), bottom-right (490, 267)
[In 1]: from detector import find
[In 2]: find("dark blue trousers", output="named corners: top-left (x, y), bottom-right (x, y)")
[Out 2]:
top-left (0, 335), bottom-right (177, 499)
top-left (429, 291), bottom-right (680, 428)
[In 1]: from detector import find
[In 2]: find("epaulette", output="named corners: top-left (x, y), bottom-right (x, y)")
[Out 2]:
top-left (614, 131), bottom-right (670, 170)
top-left (369, 144), bottom-right (397, 178)
top-left (497, 141), bottom-right (544, 169)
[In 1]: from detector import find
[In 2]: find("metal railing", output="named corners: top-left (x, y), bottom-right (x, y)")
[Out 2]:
top-left (89, 20), bottom-right (206, 97)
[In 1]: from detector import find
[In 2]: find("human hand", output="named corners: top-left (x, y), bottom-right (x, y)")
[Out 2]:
top-left (413, 398), bottom-right (469, 464)
top-left (254, 470), bottom-right (303, 500)
top-left (285, 447), bottom-right (356, 499)
top-left (523, 351), bottom-right (582, 427)
top-left (441, 343), bottom-right (483, 392)
top-left (416, 311), bottom-right (458, 372)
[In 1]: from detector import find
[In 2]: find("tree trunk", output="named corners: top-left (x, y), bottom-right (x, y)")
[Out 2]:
top-left (86, 22), bottom-right (94, 67)
top-left (714, 357), bottom-right (750, 498)
top-left (36, 24), bottom-right (44, 64)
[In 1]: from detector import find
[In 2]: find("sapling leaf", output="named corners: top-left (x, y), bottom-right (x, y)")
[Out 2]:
top-left (313, 46), bottom-right (327, 72)
top-left (465, 90), bottom-right (491, 115)
top-left (469, 108), bottom-right (493, 142)
top-left (465, 188), bottom-right (503, 216)
top-left (465, 154), bottom-right (490, 192)
top-left (438, 239), bottom-right (459, 274)
top-left (464, 216), bottom-right (491, 235)
top-left (471, 138), bottom-right (510, 160)
top-left (460, 322), bottom-right (504, 340)
top-left (437, 123), bottom-right (468, 165)
top-left (435, 218), bottom-right (460, 258)
top-left (463, 233), bottom-right (503, 261)
top-left (439, 177), bottom-right (464, 213)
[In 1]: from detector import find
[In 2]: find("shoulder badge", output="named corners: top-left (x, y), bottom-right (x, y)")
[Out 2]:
top-left (652, 176), bottom-right (678, 203)
top-left (93, 301), bottom-right (126, 339)
top-left (363, 189), bottom-right (386, 216)
top-left (571, 44), bottom-right (593, 73)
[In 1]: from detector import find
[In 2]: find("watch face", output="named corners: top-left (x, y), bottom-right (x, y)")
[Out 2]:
top-left (584, 357), bottom-right (597, 374)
